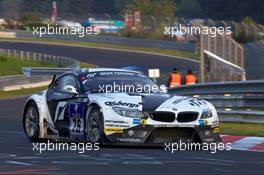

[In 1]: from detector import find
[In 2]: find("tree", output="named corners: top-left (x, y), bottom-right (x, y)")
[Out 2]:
top-left (124, 0), bottom-right (176, 18)
top-left (1, 0), bottom-right (24, 20)
top-left (19, 13), bottom-right (42, 24)
top-left (176, 0), bottom-right (202, 18)
top-left (242, 16), bottom-right (257, 25)
top-left (122, 0), bottom-right (176, 39)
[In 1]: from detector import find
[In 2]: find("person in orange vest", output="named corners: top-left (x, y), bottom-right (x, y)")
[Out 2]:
top-left (168, 67), bottom-right (182, 87)
top-left (185, 69), bottom-right (197, 85)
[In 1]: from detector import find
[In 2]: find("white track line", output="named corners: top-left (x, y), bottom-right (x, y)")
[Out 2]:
top-left (6, 160), bottom-right (33, 166)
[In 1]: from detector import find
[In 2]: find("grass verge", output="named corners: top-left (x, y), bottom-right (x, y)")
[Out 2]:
top-left (0, 37), bottom-right (199, 60)
top-left (80, 62), bottom-right (97, 68)
top-left (0, 55), bottom-right (57, 76)
top-left (0, 62), bottom-right (96, 99)
top-left (220, 122), bottom-right (264, 137)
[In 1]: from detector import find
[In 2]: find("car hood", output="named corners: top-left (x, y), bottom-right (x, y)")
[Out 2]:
top-left (88, 92), bottom-right (210, 112)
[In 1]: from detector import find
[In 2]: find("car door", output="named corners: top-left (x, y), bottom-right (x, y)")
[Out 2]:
top-left (46, 74), bottom-right (86, 139)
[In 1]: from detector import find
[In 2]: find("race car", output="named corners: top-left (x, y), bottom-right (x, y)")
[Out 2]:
top-left (22, 68), bottom-right (220, 145)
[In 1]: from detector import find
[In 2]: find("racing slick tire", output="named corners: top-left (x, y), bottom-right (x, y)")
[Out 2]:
top-left (86, 106), bottom-right (105, 144)
top-left (23, 101), bottom-right (40, 142)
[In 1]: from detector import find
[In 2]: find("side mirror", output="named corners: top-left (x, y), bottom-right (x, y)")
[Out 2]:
top-left (64, 85), bottom-right (78, 95)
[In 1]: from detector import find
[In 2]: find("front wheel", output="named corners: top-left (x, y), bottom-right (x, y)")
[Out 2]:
top-left (23, 102), bottom-right (39, 142)
top-left (86, 106), bottom-right (105, 144)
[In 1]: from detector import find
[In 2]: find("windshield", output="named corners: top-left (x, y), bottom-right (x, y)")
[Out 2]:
top-left (82, 71), bottom-right (158, 94)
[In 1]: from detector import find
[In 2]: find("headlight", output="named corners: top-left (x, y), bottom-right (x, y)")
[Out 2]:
top-left (201, 108), bottom-right (213, 119)
top-left (112, 107), bottom-right (144, 118)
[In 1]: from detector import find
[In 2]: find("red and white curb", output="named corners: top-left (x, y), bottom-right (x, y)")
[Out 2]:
top-left (221, 135), bottom-right (264, 152)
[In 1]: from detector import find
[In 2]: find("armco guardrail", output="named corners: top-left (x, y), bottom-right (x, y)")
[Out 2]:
top-left (0, 48), bottom-right (80, 91)
top-left (168, 80), bottom-right (264, 124)
top-left (0, 48), bottom-right (79, 68)
top-left (0, 31), bottom-right (16, 38)
top-left (0, 75), bottom-right (52, 91)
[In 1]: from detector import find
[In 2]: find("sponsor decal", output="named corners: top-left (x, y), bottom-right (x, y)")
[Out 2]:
top-left (99, 71), bottom-right (135, 76)
top-left (213, 127), bottom-right (220, 133)
top-left (105, 120), bottom-right (130, 128)
top-left (105, 120), bottom-right (128, 124)
top-left (212, 121), bottom-right (219, 128)
top-left (154, 138), bottom-right (173, 143)
top-left (212, 120), bottom-right (219, 125)
top-left (198, 119), bottom-right (208, 126)
top-left (105, 101), bottom-right (140, 108)
top-left (203, 138), bottom-right (215, 142)
top-left (140, 119), bottom-right (147, 125)
top-left (105, 124), bottom-right (130, 128)
top-left (154, 124), bottom-right (194, 127)
top-left (104, 128), bottom-right (123, 133)
top-left (69, 103), bottom-right (85, 140)
top-left (86, 73), bottom-right (96, 78)
top-left (116, 138), bottom-right (142, 143)
top-left (54, 101), bottom-right (67, 121)
top-left (133, 118), bottom-right (141, 125)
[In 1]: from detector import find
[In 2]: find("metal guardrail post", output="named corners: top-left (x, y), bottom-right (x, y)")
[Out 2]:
top-left (20, 51), bottom-right (24, 60)
top-left (33, 52), bottom-right (36, 61)
top-left (26, 52), bottom-right (30, 60)
top-left (13, 50), bottom-right (16, 58)
top-left (7, 49), bottom-right (10, 57)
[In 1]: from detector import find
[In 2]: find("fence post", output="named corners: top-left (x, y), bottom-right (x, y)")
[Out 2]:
top-left (33, 52), bottom-right (36, 61)
top-left (20, 51), bottom-right (24, 60)
top-left (200, 34), bottom-right (205, 83)
top-left (14, 50), bottom-right (17, 58)
top-left (26, 52), bottom-right (30, 60)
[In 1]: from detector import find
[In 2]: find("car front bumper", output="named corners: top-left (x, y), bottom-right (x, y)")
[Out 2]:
top-left (105, 124), bottom-right (221, 145)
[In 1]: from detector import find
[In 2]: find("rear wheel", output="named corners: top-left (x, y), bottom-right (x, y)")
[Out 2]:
top-left (23, 102), bottom-right (39, 142)
top-left (86, 106), bottom-right (105, 144)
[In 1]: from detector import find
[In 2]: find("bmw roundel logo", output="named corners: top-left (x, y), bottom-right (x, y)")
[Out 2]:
top-left (172, 108), bottom-right (177, 111)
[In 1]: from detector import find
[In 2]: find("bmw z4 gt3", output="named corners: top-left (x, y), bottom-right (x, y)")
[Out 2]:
top-left (22, 68), bottom-right (220, 145)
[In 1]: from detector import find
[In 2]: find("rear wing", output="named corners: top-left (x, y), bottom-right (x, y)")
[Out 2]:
top-left (22, 67), bottom-right (78, 77)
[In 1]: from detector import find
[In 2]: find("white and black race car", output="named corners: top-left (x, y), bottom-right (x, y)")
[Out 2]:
top-left (22, 68), bottom-right (220, 145)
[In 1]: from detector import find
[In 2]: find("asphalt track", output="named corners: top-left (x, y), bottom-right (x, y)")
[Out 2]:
top-left (11, 30), bottom-right (195, 52)
top-left (0, 97), bottom-right (264, 175)
top-left (0, 41), bottom-right (198, 73)
top-left (0, 41), bottom-right (263, 174)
